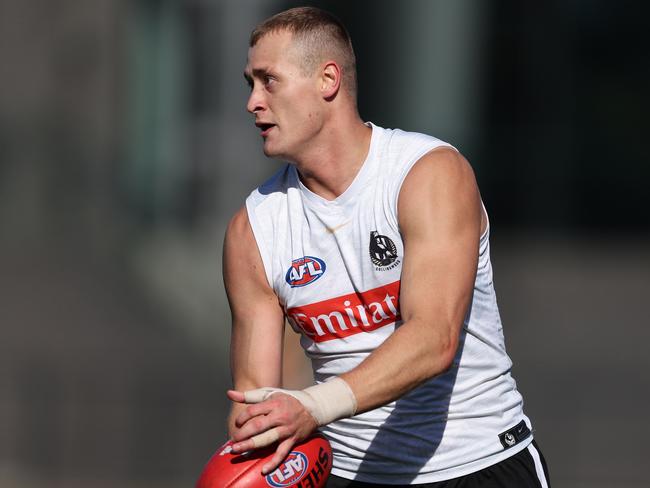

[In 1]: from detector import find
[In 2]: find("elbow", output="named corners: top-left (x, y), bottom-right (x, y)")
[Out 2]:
top-left (425, 330), bottom-right (460, 377)
top-left (438, 336), bottom-right (459, 374)
top-left (405, 316), bottom-right (462, 382)
top-left (437, 343), bottom-right (457, 374)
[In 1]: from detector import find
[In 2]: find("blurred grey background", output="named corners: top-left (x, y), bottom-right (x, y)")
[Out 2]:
top-left (1, 0), bottom-right (648, 487)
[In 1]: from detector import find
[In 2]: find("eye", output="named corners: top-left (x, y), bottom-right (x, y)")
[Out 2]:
top-left (263, 75), bottom-right (276, 88)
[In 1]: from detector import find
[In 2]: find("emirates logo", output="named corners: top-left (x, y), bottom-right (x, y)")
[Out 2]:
top-left (286, 281), bottom-right (401, 343)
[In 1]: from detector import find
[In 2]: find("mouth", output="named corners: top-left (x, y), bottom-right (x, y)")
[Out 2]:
top-left (255, 122), bottom-right (276, 137)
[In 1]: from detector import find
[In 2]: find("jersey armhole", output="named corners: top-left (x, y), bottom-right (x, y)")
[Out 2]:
top-left (391, 142), bottom-right (458, 230)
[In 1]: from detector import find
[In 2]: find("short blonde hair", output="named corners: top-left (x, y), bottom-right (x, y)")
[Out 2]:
top-left (250, 7), bottom-right (357, 99)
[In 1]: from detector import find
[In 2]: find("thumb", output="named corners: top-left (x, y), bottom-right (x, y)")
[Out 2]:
top-left (226, 389), bottom-right (245, 403)
top-left (243, 387), bottom-right (283, 403)
top-left (227, 387), bottom-right (282, 404)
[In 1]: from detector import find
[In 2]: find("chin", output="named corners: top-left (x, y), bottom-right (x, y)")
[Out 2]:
top-left (262, 145), bottom-right (277, 158)
top-left (262, 141), bottom-right (287, 160)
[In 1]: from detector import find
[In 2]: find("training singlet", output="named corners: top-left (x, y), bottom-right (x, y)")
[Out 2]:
top-left (245, 123), bottom-right (533, 484)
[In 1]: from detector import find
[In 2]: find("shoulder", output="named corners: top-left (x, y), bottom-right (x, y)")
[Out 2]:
top-left (226, 205), bottom-right (251, 241)
top-left (383, 126), bottom-right (455, 158)
top-left (246, 164), bottom-right (296, 225)
top-left (224, 205), bottom-right (273, 292)
top-left (224, 206), bottom-right (257, 263)
top-left (398, 148), bottom-right (481, 234)
top-left (377, 125), bottom-right (458, 189)
top-left (404, 147), bottom-right (475, 188)
top-left (400, 147), bottom-right (478, 204)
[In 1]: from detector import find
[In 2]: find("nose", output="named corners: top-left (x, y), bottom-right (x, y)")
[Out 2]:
top-left (246, 85), bottom-right (266, 114)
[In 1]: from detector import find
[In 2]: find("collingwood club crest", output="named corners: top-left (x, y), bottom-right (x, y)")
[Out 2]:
top-left (369, 231), bottom-right (400, 270)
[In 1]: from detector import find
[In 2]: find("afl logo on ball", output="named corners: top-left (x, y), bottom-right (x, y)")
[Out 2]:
top-left (285, 256), bottom-right (326, 287)
top-left (266, 451), bottom-right (308, 487)
top-left (369, 231), bottom-right (400, 270)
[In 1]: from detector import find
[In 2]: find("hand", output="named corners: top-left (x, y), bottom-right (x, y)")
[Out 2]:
top-left (227, 389), bottom-right (319, 475)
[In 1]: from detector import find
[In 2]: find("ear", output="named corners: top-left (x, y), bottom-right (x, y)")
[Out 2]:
top-left (320, 61), bottom-right (341, 100)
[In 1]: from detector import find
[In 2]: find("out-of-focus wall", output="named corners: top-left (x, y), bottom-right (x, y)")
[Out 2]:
top-left (1, 1), bottom-right (648, 487)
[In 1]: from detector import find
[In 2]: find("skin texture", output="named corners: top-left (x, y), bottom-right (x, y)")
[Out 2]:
top-left (243, 30), bottom-right (371, 198)
top-left (226, 28), bottom-right (487, 475)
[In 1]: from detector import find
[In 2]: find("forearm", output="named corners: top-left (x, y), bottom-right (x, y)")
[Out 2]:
top-left (230, 358), bottom-right (282, 391)
top-left (228, 361), bottom-right (281, 437)
top-left (340, 316), bottom-right (459, 414)
top-left (229, 321), bottom-right (283, 436)
top-left (234, 316), bottom-right (458, 435)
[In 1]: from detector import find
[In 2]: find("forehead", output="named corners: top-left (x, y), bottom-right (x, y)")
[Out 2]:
top-left (245, 30), bottom-right (298, 73)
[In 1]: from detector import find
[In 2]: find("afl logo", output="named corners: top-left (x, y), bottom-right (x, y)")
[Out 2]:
top-left (369, 231), bottom-right (398, 267)
top-left (265, 451), bottom-right (308, 487)
top-left (285, 256), bottom-right (326, 287)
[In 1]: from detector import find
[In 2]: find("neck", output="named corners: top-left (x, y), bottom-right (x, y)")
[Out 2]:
top-left (293, 112), bottom-right (372, 201)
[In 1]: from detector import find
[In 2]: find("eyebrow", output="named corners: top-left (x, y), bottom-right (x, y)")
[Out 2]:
top-left (243, 67), bottom-right (273, 85)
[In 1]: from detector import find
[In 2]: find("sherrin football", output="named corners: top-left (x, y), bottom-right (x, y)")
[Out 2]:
top-left (196, 433), bottom-right (332, 488)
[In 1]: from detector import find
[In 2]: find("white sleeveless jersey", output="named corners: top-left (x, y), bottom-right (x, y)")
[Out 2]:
top-left (245, 123), bottom-right (533, 484)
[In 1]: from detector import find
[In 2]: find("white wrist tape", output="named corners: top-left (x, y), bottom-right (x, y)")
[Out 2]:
top-left (243, 377), bottom-right (357, 426)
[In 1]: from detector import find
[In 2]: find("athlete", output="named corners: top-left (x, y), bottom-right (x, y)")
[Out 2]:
top-left (224, 6), bottom-right (550, 487)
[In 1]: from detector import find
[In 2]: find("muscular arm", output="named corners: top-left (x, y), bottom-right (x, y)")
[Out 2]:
top-left (224, 206), bottom-right (285, 435)
top-left (340, 148), bottom-right (484, 412)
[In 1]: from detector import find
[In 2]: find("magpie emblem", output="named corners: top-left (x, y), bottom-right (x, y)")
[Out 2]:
top-left (369, 231), bottom-right (399, 268)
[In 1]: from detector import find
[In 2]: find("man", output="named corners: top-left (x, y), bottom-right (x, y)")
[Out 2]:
top-left (224, 6), bottom-right (550, 487)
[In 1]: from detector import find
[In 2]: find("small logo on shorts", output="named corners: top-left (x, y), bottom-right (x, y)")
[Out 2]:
top-left (498, 420), bottom-right (531, 449)
top-left (369, 231), bottom-right (400, 270)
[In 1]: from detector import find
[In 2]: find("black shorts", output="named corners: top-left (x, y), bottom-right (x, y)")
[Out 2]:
top-left (325, 440), bottom-right (550, 487)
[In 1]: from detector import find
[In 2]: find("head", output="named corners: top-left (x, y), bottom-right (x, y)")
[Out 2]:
top-left (244, 7), bottom-right (358, 160)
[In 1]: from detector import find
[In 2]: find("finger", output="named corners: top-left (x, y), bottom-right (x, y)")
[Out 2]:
top-left (233, 407), bottom-right (284, 445)
top-left (235, 401), bottom-right (275, 428)
top-left (251, 427), bottom-right (280, 448)
top-left (261, 437), bottom-right (294, 475)
top-left (232, 426), bottom-right (281, 453)
top-left (243, 387), bottom-right (278, 403)
top-left (227, 390), bottom-right (245, 403)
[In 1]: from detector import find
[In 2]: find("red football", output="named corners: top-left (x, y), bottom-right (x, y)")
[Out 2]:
top-left (196, 433), bottom-right (332, 488)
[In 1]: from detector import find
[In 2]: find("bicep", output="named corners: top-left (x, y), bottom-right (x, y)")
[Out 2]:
top-left (224, 207), bottom-right (285, 389)
top-left (397, 149), bottom-right (482, 352)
